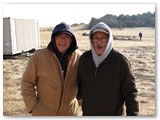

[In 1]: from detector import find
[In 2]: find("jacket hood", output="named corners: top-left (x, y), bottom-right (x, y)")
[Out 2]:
top-left (89, 22), bottom-right (113, 67)
top-left (47, 22), bottom-right (77, 78)
top-left (48, 22), bottom-right (77, 56)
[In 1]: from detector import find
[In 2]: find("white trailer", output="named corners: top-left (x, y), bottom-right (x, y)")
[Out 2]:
top-left (3, 17), bottom-right (40, 55)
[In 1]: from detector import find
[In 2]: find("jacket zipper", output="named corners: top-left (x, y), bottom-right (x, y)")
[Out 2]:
top-left (95, 68), bottom-right (98, 77)
top-left (94, 63), bottom-right (102, 77)
top-left (93, 67), bottom-right (98, 97)
top-left (55, 56), bottom-right (65, 115)
top-left (57, 56), bottom-right (71, 115)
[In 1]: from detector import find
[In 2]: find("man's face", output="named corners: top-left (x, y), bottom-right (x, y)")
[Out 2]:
top-left (92, 32), bottom-right (108, 56)
top-left (55, 33), bottom-right (72, 55)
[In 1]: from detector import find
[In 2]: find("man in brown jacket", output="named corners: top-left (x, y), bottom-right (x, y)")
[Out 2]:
top-left (21, 22), bottom-right (82, 116)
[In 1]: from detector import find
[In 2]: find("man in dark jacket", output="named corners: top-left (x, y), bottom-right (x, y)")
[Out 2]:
top-left (139, 32), bottom-right (142, 41)
top-left (77, 22), bottom-right (139, 116)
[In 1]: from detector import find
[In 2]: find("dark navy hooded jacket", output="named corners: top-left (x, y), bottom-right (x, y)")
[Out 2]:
top-left (48, 22), bottom-right (77, 78)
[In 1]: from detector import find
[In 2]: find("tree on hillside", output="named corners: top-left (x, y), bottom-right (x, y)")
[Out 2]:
top-left (88, 17), bottom-right (100, 29)
top-left (88, 12), bottom-right (155, 28)
top-left (100, 14), bottom-right (119, 27)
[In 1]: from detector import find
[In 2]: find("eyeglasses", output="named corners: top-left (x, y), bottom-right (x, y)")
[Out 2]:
top-left (56, 35), bottom-right (72, 41)
top-left (92, 36), bottom-right (108, 43)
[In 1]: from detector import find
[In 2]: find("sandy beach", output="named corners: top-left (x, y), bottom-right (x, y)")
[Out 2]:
top-left (3, 25), bottom-right (155, 116)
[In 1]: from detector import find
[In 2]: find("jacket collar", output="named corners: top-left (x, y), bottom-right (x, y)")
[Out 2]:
top-left (86, 49), bottom-right (116, 65)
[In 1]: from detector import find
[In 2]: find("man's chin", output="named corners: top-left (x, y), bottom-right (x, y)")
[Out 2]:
top-left (96, 52), bottom-right (103, 56)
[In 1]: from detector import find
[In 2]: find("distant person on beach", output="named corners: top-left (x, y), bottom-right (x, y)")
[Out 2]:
top-left (21, 22), bottom-right (82, 116)
top-left (139, 32), bottom-right (142, 41)
top-left (77, 22), bottom-right (139, 116)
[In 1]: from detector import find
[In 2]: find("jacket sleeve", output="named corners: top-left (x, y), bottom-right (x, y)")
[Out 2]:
top-left (76, 56), bottom-right (83, 101)
top-left (120, 57), bottom-right (139, 116)
top-left (76, 77), bottom-right (83, 100)
top-left (21, 55), bottom-right (38, 113)
top-left (76, 78), bottom-right (83, 107)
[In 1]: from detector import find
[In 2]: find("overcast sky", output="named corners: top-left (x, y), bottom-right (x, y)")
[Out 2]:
top-left (2, 3), bottom-right (155, 27)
